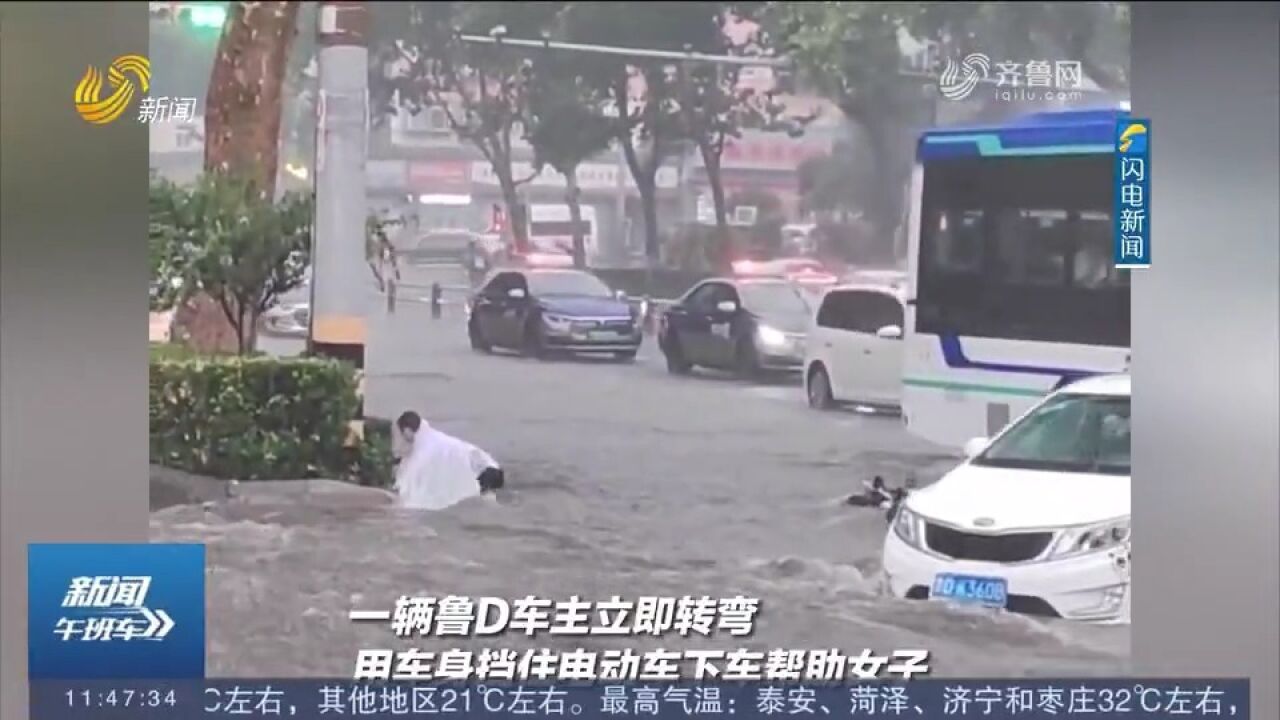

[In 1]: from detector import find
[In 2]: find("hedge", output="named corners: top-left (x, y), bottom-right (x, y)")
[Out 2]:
top-left (355, 418), bottom-right (396, 488)
top-left (150, 351), bottom-right (360, 481)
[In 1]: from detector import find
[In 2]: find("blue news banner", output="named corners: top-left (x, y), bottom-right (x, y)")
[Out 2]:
top-left (27, 544), bottom-right (1251, 718)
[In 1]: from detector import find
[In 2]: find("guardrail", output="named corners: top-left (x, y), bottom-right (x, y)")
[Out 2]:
top-left (260, 283), bottom-right (679, 339)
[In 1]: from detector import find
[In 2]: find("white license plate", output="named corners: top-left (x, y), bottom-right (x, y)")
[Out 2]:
top-left (588, 331), bottom-right (619, 340)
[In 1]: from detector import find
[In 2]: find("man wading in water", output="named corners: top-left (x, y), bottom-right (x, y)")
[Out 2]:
top-left (393, 411), bottom-right (505, 510)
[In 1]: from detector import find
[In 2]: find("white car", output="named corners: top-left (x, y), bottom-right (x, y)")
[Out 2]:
top-left (804, 282), bottom-right (907, 410)
top-left (881, 374), bottom-right (1132, 623)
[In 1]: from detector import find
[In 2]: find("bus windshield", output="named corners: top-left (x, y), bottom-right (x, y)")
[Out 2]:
top-left (915, 154), bottom-right (1130, 347)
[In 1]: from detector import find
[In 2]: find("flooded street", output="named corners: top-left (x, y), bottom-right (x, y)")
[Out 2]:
top-left (154, 287), bottom-right (1129, 678)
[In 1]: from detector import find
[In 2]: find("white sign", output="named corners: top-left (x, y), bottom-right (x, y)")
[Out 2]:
top-left (366, 160), bottom-right (407, 190)
top-left (470, 162), bottom-right (678, 192)
top-left (148, 120), bottom-right (204, 155)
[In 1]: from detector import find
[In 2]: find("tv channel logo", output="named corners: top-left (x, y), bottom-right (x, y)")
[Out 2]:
top-left (28, 544), bottom-right (205, 679)
top-left (1117, 121), bottom-right (1149, 154)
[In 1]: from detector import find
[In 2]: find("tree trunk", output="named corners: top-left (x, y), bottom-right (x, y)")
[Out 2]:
top-left (495, 170), bottom-right (529, 255)
top-left (701, 144), bottom-right (732, 272)
top-left (182, 1), bottom-right (299, 355)
top-left (204, 1), bottom-right (300, 194)
top-left (638, 177), bottom-right (660, 265)
top-left (565, 170), bottom-right (586, 269)
top-left (850, 107), bottom-right (910, 259)
top-left (620, 140), bottom-right (662, 265)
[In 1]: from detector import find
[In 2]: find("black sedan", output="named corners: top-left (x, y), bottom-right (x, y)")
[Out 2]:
top-left (659, 277), bottom-right (811, 379)
top-left (466, 268), bottom-right (644, 361)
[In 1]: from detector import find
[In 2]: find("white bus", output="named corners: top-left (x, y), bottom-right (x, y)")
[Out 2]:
top-left (903, 108), bottom-right (1131, 449)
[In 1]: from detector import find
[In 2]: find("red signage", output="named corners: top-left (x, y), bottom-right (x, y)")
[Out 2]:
top-left (408, 161), bottom-right (471, 193)
top-left (720, 137), bottom-right (830, 170)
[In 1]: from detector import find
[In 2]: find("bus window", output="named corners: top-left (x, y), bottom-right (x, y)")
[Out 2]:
top-left (916, 154), bottom-right (1128, 348)
top-left (930, 209), bottom-right (985, 275)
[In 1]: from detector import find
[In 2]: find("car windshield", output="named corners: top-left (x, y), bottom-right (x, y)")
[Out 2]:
top-left (974, 393), bottom-right (1131, 475)
top-left (738, 282), bottom-right (811, 315)
top-left (527, 271), bottom-right (612, 298)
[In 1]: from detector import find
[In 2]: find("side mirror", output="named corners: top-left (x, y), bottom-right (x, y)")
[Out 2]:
top-left (507, 287), bottom-right (527, 300)
top-left (876, 324), bottom-right (903, 340)
top-left (614, 289), bottom-right (628, 301)
top-left (715, 300), bottom-right (739, 314)
top-left (963, 437), bottom-right (989, 459)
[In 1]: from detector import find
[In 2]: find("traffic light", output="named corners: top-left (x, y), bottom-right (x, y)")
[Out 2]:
top-left (187, 4), bottom-right (227, 29)
top-left (151, 3), bottom-right (228, 30)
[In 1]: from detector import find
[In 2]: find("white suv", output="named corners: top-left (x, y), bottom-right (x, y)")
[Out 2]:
top-left (804, 283), bottom-right (907, 410)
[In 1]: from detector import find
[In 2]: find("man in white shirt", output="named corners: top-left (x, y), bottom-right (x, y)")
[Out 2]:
top-left (393, 411), bottom-right (504, 510)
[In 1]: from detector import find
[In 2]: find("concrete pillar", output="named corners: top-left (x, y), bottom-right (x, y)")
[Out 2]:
top-left (310, 1), bottom-right (369, 371)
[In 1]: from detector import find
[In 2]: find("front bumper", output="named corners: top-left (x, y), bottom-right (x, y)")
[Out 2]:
top-left (543, 327), bottom-right (643, 354)
top-left (755, 338), bottom-right (806, 371)
top-left (881, 529), bottom-right (1131, 623)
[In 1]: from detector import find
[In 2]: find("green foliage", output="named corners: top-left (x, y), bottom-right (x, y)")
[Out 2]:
top-left (149, 172), bottom-right (313, 352)
top-left (762, 1), bottom-right (1129, 249)
top-left (373, 3), bottom-right (565, 250)
top-left (148, 342), bottom-right (252, 363)
top-left (354, 418), bottom-right (397, 488)
top-left (150, 353), bottom-right (359, 481)
top-left (558, 2), bottom-right (733, 261)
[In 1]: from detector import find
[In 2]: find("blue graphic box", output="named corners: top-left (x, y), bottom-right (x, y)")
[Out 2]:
top-left (28, 543), bottom-right (206, 679)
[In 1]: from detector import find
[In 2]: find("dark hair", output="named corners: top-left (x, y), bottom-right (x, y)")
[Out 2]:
top-left (396, 411), bottom-right (422, 433)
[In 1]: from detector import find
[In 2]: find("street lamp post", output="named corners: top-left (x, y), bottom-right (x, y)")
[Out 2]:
top-left (311, 1), bottom-right (370, 368)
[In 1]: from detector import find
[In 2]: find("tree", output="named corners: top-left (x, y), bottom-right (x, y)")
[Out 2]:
top-left (762, 3), bottom-right (918, 252)
top-left (763, 2), bottom-right (1129, 257)
top-left (151, 174), bottom-right (313, 354)
top-left (672, 36), bottom-right (815, 271)
top-left (523, 54), bottom-right (616, 268)
top-left (179, 2), bottom-right (301, 354)
top-left (204, 1), bottom-right (301, 195)
top-left (797, 140), bottom-right (863, 219)
top-left (560, 2), bottom-right (729, 265)
top-left (379, 3), bottom-right (564, 254)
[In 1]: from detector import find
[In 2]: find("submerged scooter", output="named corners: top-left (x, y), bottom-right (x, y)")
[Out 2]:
top-left (847, 475), bottom-right (916, 524)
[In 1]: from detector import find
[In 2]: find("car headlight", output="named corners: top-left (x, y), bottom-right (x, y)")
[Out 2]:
top-left (1047, 517), bottom-right (1131, 560)
top-left (892, 504), bottom-right (924, 549)
top-left (542, 313), bottom-right (572, 330)
top-left (756, 325), bottom-right (788, 347)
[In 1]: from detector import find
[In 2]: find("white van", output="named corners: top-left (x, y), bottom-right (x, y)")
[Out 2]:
top-left (528, 204), bottom-right (599, 262)
top-left (804, 281), bottom-right (908, 410)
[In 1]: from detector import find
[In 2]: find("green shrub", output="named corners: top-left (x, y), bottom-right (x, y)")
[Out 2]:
top-left (354, 418), bottom-right (396, 488)
top-left (150, 354), bottom-right (359, 480)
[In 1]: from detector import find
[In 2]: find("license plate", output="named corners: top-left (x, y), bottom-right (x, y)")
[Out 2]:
top-left (931, 573), bottom-right (1008, 608)
top-left (588, 330), bottom-right (618, 340)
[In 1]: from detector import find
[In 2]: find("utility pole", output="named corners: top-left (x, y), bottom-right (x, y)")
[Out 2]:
top-left (310, 1), bottom-right (369, 370)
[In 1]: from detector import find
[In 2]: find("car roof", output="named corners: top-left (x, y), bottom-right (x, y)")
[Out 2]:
top-left (1057, 374), bottom-right (1131, 397)
top-left (527, 267), bottom-right (577, 273)
top-left (704, 275), bottom-right (792, 286)
top-left (824, 282), bottom-right (908, 299)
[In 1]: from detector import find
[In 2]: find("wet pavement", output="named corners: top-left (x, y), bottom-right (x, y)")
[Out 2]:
top-left (157, 270), bottom-right (1130, 678)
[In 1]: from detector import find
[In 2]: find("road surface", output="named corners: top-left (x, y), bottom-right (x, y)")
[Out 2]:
top-left (156, 267), bottom-right (1130, 678)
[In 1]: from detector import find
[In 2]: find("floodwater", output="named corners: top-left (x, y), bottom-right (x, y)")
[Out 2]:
top-left (153, 274), bottom-right (1129, 678)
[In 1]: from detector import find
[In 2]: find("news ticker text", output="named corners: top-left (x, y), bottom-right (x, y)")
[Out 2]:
top-left (35, 679), bottom-right (1249, 719)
